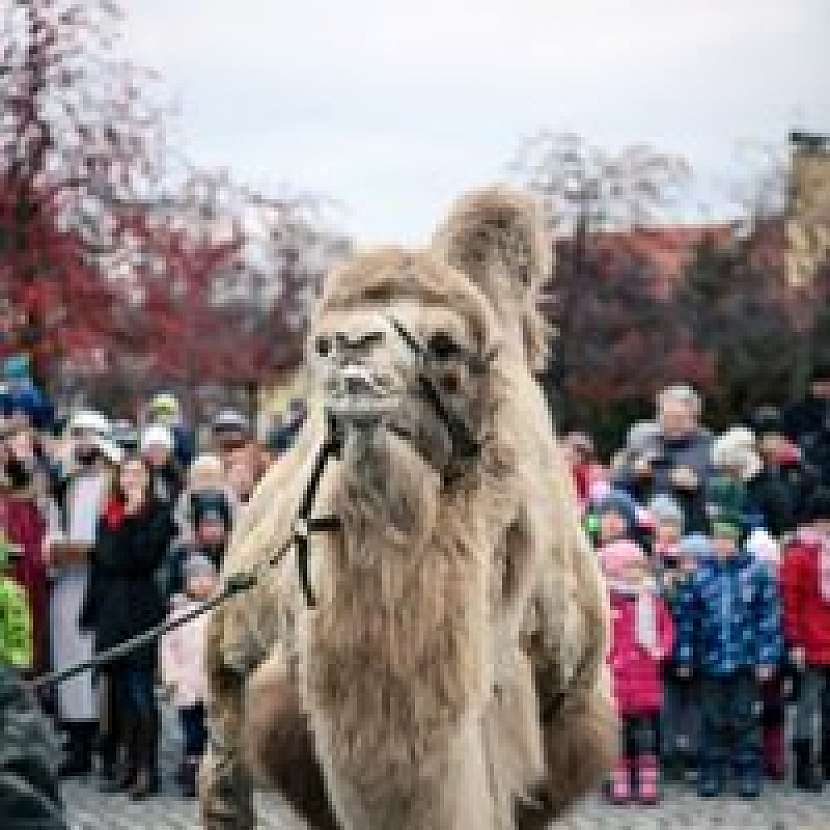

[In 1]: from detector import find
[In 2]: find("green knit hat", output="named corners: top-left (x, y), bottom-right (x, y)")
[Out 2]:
top-left (710, 518), bottom-right (742, 541)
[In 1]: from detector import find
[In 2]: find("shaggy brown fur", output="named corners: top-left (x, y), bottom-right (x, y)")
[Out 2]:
top-left (200, 187), bottom-right (615, 830)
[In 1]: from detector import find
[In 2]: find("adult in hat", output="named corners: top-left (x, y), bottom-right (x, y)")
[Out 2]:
top-left (42, 409), bottom-right (119, 777)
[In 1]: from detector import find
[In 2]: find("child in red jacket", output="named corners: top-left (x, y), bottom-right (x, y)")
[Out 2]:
top-left (780, 486), bottom-right (830, 792)
top-left (601, 539), bottom-right (675, 805)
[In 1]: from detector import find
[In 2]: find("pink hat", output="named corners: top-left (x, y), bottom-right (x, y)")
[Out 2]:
top-left (600, 539), bottom-right (647, 582)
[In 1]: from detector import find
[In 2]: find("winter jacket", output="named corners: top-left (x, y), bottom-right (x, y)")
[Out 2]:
top-left (675, 552), bottom-right (782, 676)
top-left (0, 576), bottom-right (31, 669)
top-left (780, 532), bottom-right (830, 666)
top-left (785, 396), bottom-right (830, 485)
top-left (746, 456), bottom-right (818, 536)
top-left (0, 664), bottom-right (66, 829)
top-left (160, 594), bottom-right (211, 708)
top-left (81, 498), bottom-right (174, 668)
top-left (0, 493), bottom-right (48, 672)
top-left (617, 428), bottom-right (713, 533)
top-left (608, 588), bottom-right (675, 715)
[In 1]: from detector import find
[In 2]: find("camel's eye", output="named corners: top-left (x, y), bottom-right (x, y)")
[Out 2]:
top-left (441, 372), bottom-right (459, 394)
top-left (427, 331), bottom-right (460, 362)
top-left (315, 335), bottom-right (331, 357)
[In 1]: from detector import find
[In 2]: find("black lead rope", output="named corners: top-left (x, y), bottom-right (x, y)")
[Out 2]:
top-left (31, 321), bottom-right (488, 686)
top-left (294, 421), bottom-right (342, 608)
top-left (32, 427), bottom-right (343, 689)
top-left (30, 562), bottom-right (265, 691)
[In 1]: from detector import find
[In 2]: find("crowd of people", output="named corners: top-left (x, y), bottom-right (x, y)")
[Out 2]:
top-left (3, 347), bottom-right (830, 812)
top-left (565, 371), bottom-right (830, 804)
top-left (0, 353), bottom-right (306, 803)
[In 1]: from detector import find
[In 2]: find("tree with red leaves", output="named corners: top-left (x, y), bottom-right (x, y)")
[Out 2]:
top-left (0, 0), bottom-right (165, 388)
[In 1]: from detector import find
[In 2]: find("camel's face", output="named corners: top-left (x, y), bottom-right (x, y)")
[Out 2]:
top-left (312, 297), bottom-right (488, 476)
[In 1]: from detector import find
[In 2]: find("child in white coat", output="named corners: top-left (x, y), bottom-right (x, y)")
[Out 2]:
top-left (160, 554), bottom-right (217, 797)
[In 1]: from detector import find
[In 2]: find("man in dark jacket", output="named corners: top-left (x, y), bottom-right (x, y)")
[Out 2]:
top-left (0, 663), bottom-right (67, 829)
top-left (748, 406), bottom-right (818, 535)
top-left (617, 385), bottom-right (712, 532)
top-left (785, 364), bottom-right (830, 486)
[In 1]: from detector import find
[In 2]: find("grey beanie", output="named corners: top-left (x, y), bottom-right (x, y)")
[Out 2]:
top-left (648, 494), bottom-right (685, 531)
top-left (183, 553), bottom-right (217, 581)
top-left (678, 533), bottom-right (711, 559)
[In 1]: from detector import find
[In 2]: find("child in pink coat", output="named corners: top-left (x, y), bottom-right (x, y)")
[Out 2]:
top-left (601, 539), bottom-right (675, 805)
top-left (160, 554), bottom-right (217, 797)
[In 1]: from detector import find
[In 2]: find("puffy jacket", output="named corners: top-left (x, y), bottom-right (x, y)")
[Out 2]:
top-left (608, 589), bottom-right (675, 715)
top-left (160, 594), bottom-right (211, 708)
top-left (675, 552), bottom-right (782, 676)
top-left (780, 532), bottom-right (830, 665)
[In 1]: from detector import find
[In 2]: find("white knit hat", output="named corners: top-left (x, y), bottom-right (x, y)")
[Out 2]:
top-left (140, 424), bottom-right (174, 454)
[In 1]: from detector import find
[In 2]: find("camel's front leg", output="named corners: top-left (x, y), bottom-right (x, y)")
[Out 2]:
top-left (199, 607), bottom-right (256, 830)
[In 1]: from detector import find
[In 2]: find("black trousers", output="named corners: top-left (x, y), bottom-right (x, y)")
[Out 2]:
top-left (700, 671), bottom-right (761, 771)
top-left (620, 712), bottom-right (659, 759)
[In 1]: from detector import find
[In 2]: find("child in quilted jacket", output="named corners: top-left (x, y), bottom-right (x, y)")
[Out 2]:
top-left (160, 554), bottom-right (217, 797)
top-left (601, 539), bottom-right (675, 805)
top-left (676, 517), bottom-right (782, 799)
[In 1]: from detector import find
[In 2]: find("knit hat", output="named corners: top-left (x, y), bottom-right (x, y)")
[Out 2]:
top-left (678, 533), bottom-right (712, 559)
top-left (3, 354), bottom-right (30, 381)
top-left (648, 494), bottom-right (684, 531)
top-left (212, 408), bottom-right (249, 434)
top-left (149, 392), bottom-right (180, 418)
top-left (140, 424), bottom-right (174, 454)
top-left (712, 426), bottom-right (761, 480)
top-left (746, 528), bottom-right (780, 566)
top-left (711, 517), bottom-right (742, 541)
top-left (806, 487), bottom-right (830, 523)
top-left (190, 489), bottom-right (232, 530)
top-left (600, 539), bottom-right (648, 582)
top-left (596, 490), bottom-right (640, 534)
top-left (625, 420), bottom-right (662, 458)
top-left (750, 406), bottom-right (784, 437)
top-left (183, 553), bottom-right (217, 581)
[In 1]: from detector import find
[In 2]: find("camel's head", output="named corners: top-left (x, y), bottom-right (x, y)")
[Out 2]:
top-left (311, 249), bottom-right (498, 484)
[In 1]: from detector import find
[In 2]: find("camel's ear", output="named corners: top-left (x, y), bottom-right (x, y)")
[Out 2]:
top-left (432, 187), bottom-right (552, 372)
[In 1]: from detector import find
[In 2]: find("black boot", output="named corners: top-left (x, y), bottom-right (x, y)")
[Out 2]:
top-left (180, 756), bottom-right (198, 798)
top-left (794, 739), bottom-right (823, 793)
top-left (821, 720), bottom-right (830, 780)
top-left (59, 723), bottom-right (93, 778)
top-left (129, 712), bottom-right (158, 801)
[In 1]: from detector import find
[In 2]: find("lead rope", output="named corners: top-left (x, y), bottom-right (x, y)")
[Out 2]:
top-left (31, 426), bottom-right (343, 691)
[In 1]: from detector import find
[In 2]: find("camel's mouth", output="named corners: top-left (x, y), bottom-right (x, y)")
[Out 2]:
top-left (324, 363), bottom-right (403, 429)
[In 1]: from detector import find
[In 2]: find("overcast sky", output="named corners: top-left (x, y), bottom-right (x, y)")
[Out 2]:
top-left (123, 0), bottom-right (830, 245)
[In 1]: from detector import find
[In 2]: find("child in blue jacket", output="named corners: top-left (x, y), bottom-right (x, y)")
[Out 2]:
top-left (675, 516), bottom-right (782, 799)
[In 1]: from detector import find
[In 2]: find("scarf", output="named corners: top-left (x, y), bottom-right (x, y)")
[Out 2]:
top-left (608, 578), bottom-right (658, 653)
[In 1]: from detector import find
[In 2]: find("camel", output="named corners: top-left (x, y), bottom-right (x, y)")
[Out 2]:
top-left (199, 187), bottom-right (615, 830)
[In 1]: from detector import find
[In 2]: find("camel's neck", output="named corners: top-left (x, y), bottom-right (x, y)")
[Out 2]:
top-left (302, 429), bottom-right (489, 755)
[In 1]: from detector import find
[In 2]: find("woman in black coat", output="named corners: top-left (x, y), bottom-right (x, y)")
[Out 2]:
top-left (81, 455), bottom-right (174, 798)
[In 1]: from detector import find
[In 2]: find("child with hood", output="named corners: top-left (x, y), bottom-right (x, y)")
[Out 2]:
top-left (160, 554), bottom-right (218, 797)
top-left (601, 539), bottom-right (675, 805)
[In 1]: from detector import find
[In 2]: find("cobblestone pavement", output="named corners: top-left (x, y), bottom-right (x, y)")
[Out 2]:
top-left (62, 709), bottom-right (830, 830)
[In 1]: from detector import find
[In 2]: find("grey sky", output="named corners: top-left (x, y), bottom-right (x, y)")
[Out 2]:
top-left (123, 0), bottom-right (830, 245)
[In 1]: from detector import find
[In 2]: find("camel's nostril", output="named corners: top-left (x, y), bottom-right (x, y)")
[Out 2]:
top-left (345, 374), bottom-right (372, 396)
